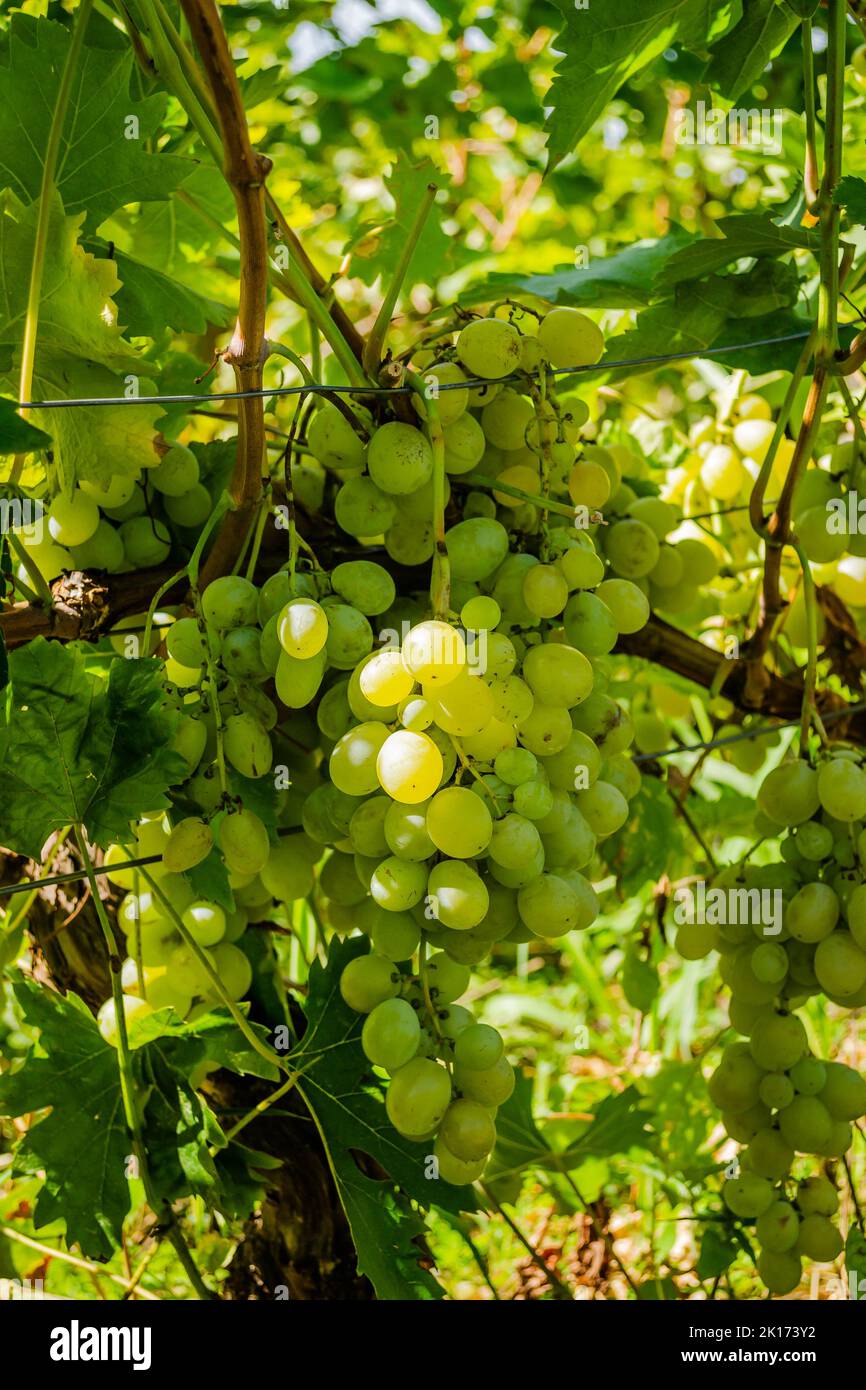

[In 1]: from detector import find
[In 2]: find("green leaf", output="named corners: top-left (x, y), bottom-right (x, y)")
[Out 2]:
top-left (184, 846), bottom-right (235, 914)
top-left (544, 0), bottom-right (741, 166)
top-left (656, 214), bottom-right (818, 289)
top-left (703, 0), bottom-right (801, 101)
top-left (0, 14), bottom-right (192, 230)
top-left (845, 1228), bottom-right (866, 1300)
top-left (603, 779), bottom-right (679, 896)
top-left (290, 937), bottom-right (473, 1299)
top-left (83, 242), bottom-right (233, 339)
top-left (833, 175), bottom-right (866, 229)
top-left (697, 1224), bottom-right (738, 1280)
top-left (350, 153), bottom-right (451, 291)
top-left (622, 947), bottom-right (660, 1014)
top-left (0, 397), bottom-right (50, 454)
top-left (0, 981), bottom-right (130, 1259)
top-left (29, 359), bottom-right (163, 491)
top-left (556, 1087), bottom-right (655, 1168)
top-left (0, 640), bottom-right (184, 856)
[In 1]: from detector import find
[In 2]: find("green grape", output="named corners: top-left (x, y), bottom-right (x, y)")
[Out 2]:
top-left (647, 545), bottom-right (683, 590)
top-left (386, 1058), bottom-right (452, 1137)
top-left (537, 307), bottom-right (604, 368)
top-left (320, 851), bottom-right (367, 906)
top-left (779, 1096), bottom-right (832, 1152)
top-left (575, 780), bottom-right (628, 838)
top-left (756, 1200), bottom-right (800, 1253)
top-left (68, 519), bottom-right (125, 572)
top-left (361, 997), bottom-right (422, 1070)
top-left (796, 1176), bottom-right (838, 1217)
top-left (433, 1135), bottom-right (487, 1186)
top-left (426, 787), bottom-right (493, 858)
top-left (442, 414), bottom-right (486, 478)
top-left (594, 578), bottom-right (650, 635)
top-left (757, 759), bottom-right (820, 826)
top-left (488, 813), bottom-right (542, 870)
top-left (722, 1173), bottom-right (775, 1218)
top-left (48, 488), bottom-right (100, 546)
top-left (367, 421), bottom-right (434, 495)
top-left (331, 560), bottom-right (395, 615)
top-left (556, 541), bottom-right (606, 591)
top-left (306, 401), bottom-right (369, 472)
top-left (604, 519), bottom-right (660, 579)
top-left (425, 952), bottom-right (471, 1003)
top-left (276, 598), bottom-right (328, 660)
top-left (119, 515), bottom-right (171, 566)
top-left (568, 460), bottom-right (610, 509)
top-left (516, 703), bottom-right (572, 756)
top-left (221, 626), bottom-right (268, 680)
top-left (758, 1071), bottom-right (795, 1110)
top-left (819, 1061), bottom-right (866, 1120)
top-left (481, 389), bottom-right (534, 450)
top-left (757, 1250), bottom-right (801, 1296)
top-left (150, 442), bottom-right (199, 496)
top-left (722, 1102), bottom-right (772, 1143)
top-left (461, 595), bottom-right (501, 631)
top-left (439, 1098), bottom-right (496, 1161)
top-left (707, 1044), bottom-right (763, 1112)
top-left (317, 680), bottom-right (353, 742)
top-left (675, 921), bottom-right (719, 960)
top-left (164, 483), bottom-right (213, 527)
top-left (749, 1012), bottom-right (807, 1071)
top-left (370, 908), bottom-right (421, 960)
top-left (384, 799), bottom-right (435, 861)
top-left (493, 747), bottom-right (538, 787)
top-left (453, 1054), bottom-right (515, 1107)
top-left (750, 941), bottom-right (789, 984)
top-left (513, 779), bottom-right (554, 820)
top-left (219, 809), bottom-right (270, 877)
top-left (456, 317), bottom-right (522, 379)
top-left (427, 860), bottom-right (489, 930)
top-left (445, 517), bottom-right (510, 583)
top-left (121, 959), bottom-right (191, 1016)
top-left (163, 817), bottom-right (213, 873)
top-left (340, 953), bottom-right (401, 1013)
top-left (563, 592), bottom-right (618, 656)
top-left (209, 943), bottom-right (253, 1000)
top-left (541, 731), bottom-right (602, 793)
top-left (517, 871), bottom-right (595, 938)
top-left (335, 475), bottom-right (397, 537)
top-left (385, 515), bottom-right (435, 565)
top-left (747, 1127), bottom-right (795, 1181)
top-left (165, 617), bottom-right (206, 669)
top-left (817, 757), bottom-right (866, 821)
top-left (370, 856), bottom-right (428, 912)
top-left (223, 712), bottom-right (273, 779)
top-left (571, 692), bottom-right (634, 757)
top-left (97, 994), bottom-right (153, 1048)
top-left (795, 504), bottom-right (847, 564)
top-left (415, 363), bottom-right (469, 425)
top-left (796, 1213), bottom-right (843, 1262)
top-left (523, 564), bottom-right (569, 619)
top-left (81, 474), bottom-right (136, 509)
top-left (181, 900), bottom-right (227, 947)
top-left (796, 820), bottom-right (833, 861)
top-left (789, 1056), bottom-right (826, 1096)
top-left (322, 603), bottom-right (372, 670)
top-left (275, 649), bottom-right (327, 708)
top-left (487, 675), bottom-right (534, 727)
top-left (202, 575), bottom-right (258, 630)
top-left (521, 642), bottom-right (593, 710)
top-left (814, 930), bottom-right (866, 997)
top-left (348, 796), bottom-right (390, 858)
top-left (453, 1024), bottom-right (503, 1072)
top-left (260, 838), bottom-right (316, 901)
top-left (330, 721), bottom-right (390, 796)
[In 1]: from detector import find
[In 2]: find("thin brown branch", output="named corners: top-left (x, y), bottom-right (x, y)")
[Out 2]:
top-left (179, 0), bottom-right (269, 588)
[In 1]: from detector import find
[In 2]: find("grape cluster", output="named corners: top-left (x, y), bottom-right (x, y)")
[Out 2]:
top-left (679, 751), bottom-right (866, 1293)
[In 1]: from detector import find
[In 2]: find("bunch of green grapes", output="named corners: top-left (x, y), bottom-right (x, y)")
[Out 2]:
top-left (12, 439), bottom-right (212, 585)
top-left (676, 749), bottom-right (866, 1294)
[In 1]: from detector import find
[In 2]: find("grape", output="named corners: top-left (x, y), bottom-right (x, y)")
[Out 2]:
top-left (370, 908), bottom-right (421, 960)
top-left (537, 308), bottom-right (604, 368)
top-left (48, 488), bottom-right (100, 546)
top-left (98, 994), bottom-right (154, 1048)
top-left (575, 781), bottom-right (628, 838)
top-left (429, 670), bottom-right (494, 737)
top-left (817, 757), bottom-right (866, 821)
top-left (150, 442), bottom-right (199, 496)
top-left (699, 444), bottom-right (745, 501)
top-left (481, 389), bottom-right (534, 450)
top-left (814, 930), bottom-right (866, 997)
top-left (221, 627), bottom-right (268, 680)
top-left (523, 564), bottom-right (569, 619)
top-left (361, 997), bottom-right (422, 1070)
top-left (433, 1135), bottom-right (487, 1186)
top-left (119, 516), bottom-right (171, 566)
top-left (453, 1054), bottom-right (515, 1107)
top-left (819, 1061), bottom-right (866, 1120)
top-left (723, 1102), bottom-right (771, 1143)
top-left (348, 797), bottom-right (390, 858)
top-left (443, 414), bottom-right (486, 474)
top-left (323, 603), bottom-right (373, 670)
top-left (563, 592), bottom-right (618, 656)
top-left (488, 674), bottom-right (534, 726)
top-left (758, 1072), bottom-right (795, 1110)
top-left (604, 519), bottom-right (660, 579)
top-left (81, 474), bottom-right (136, 508)
top-left (755, 1200), bottom-right (800, 1255)
top-left (276, 598), bottom-right (328, 659)
top-left (796, 820), bottom-right (833, 861)
top-left (568, 461), bottom-right (610, 509)
top-left (260, 838), bottom-right (316, 901)
top-left (796, 1176), bottom-right (838, 1217)
top-left (210, 942), bottom-right (253, 1000)
top-left (335, 476), bottom-right (397, 537)
top-left (223, 712), bottom-right (273, 778)
top-left (331, 560), bottom-right (395, 615)
top-left (796, 1214), bottom-right (843, 1263)
top-left (675, 921), bottom-right (718, 960)
top-left (445, 518), bottom-right (510, 583)
top-left (402, 621), bottom-right (466, 686)
top-left (756, 1250), bottom-right (801, 1296)
top-left (425, 952), bottom-right (471, 1003)
top-left (757, 760), bottom-right (820, 826)
top-left (367, 422), bottom-right (434, 495)
top-left (494, 747), bottom-right (538, 787)
top-left (517, 872), bottom-right (592, 938)
top-left (426, 787), bottom-right (493, 858)
top-left (386, 1058), bottom-right (452, 1137)
top-left (595, 579), bottom-right (650, 635)
top-left (415, 363), bottom-right (469, 425)
top-left (488, 813), bottom-right (541, 870)
top-left (397, 696), bottom-right (434, 733)
top-left (557, 541), bottom-right (605, 590)
top-left (318, 680), bottom-right (354, 741)
top-left (121, 960), bottom-right (191, 1016)
top-left (329, 722), bottom-right (389, 796)
top-left (796, 505), bottom-right (847, 564)
top-left (377, 730), bottom-right (444, 803)
top-left (789, 1056), bottom-right (826, 1096)
top-left (385, 516), bottom-right (435, 565)
top-left (307, 402), bottom-right (368, 472)
top-left (778, 1096), bottom-right (832, 1152)
top-left (219, 809), bottom-right (270, 877)
top-left (517, 704), bottom-right (573, 756)
top-left (707, 1046), bottom-right (763, 1112)
top-left (359, 650), bottom-right (415, 707)
top-left (749, 1012), bottom-right (807, 1071)
top-left (750, 941), bottom-right (788, 985)
top-left (340, 953), bottom-right (401, 1012)
top-left (370, 856), bottom-right (428, 912)
top-left (747, 1128), bottom-right (795, 1181)
top-left (68, 519), bottom-right (125, 572)
top-left (384, 800), bottom-right (436, 861)
top-left (163, 817), bottom-right (213, 873)
top-left (181, 900), bottom-right (227, 947)
top-left (428, 860), bottom-right (489, 930)
top-left (202, 575), bottom-right (258, 630)
top-left (722, 1173), bottom-right (774, 1218)
top-left (456, 317), bottom-right (522, 379)
top-left (164, 483), bottom-right (213, 527)
top-left (275, 649), bottom-right (327, 708)
top-left (439, 1098), bottom-right (496, 1161)
top-left (461, 596), bottom-right (501, 631)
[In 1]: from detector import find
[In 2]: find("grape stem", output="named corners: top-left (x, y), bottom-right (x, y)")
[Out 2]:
top-left (791, 541), bottom-right (828, 753)
top-left (363, 183), bottom-right (438, 379)
top-left (72, 826), bottom-right (215, 1300)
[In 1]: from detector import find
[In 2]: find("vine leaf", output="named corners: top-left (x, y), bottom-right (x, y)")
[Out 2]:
top-left (544, 0), bottom-right (739, 168)
top-left (0, 14), bottom-right (192, 231)
top-left (702, 0), bottom-right (801, 102)
top-left (0, 397), bottom-right (50, 454)
top-left (0, 639), bottom-right (185, 858)
top-left (84, 241), bottom-right (234, 339)
top-left (655, 214), bottom-right (818, 289)
top-left (833, 175), bottom-right (866, 229)
top-left (290, 937), bottom-right (472, 1300)
top-left (0, 983), bottom-right (281, 1258)
top-left (350, 154), bottom-right (452, 291)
